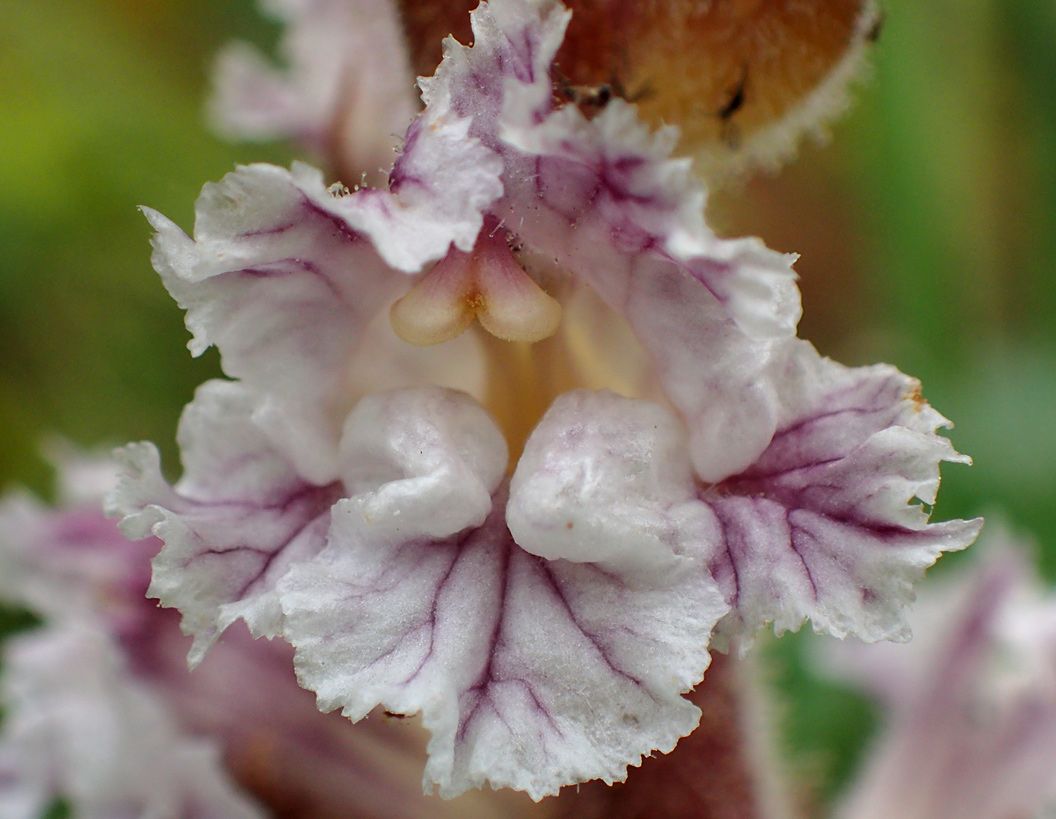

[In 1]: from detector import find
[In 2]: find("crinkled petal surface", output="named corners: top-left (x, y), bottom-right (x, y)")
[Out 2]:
top-left (109, 380), bottom-right (341, 665)
top-left (279, 387), bottom-right (723, 799)
top-left (416, 0), bottom-right (801, 480)
top-left (0, 621), bottom-right (264, 819)
top-left (508, 389), bottom-right (713, 574)
top-left (705, 341), bottom-right (982, 647)
top-left (506, 350), bottom-right (979, 649)
top-left (145, 107), bottom-right (501, 479)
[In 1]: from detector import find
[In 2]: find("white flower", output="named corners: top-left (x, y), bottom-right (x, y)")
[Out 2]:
top-left (110, 0), bottom-right (979, 800)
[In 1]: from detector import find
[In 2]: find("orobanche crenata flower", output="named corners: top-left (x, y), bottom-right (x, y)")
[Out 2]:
top-left (107, 0), bottom-right (981, 802)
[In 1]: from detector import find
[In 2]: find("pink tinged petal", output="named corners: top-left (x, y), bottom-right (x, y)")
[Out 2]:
top-left (278, 387), bottom-right (715, 799)
top-left (707, 342), bottom-right (983, 647)
top-left (211, 42), bottom-right (303, 138)
top-left (0, 492), bottom-right (149, 626)
top-left (0, 622), bottom-right (264, 819)
top-left (830, 545), bottom-right (1056, 819)
top-left (144, 121), bottom-right (501, 477)
top-left (382, 107), bottom-right (505, 265)
top-left (210, 0), bottom-right (417, 181)
top-left (432, 0), bottom-right (800, 340)
top-left (417, 0), bottom-right (571, 139)
top-left (107, 380), bottom-right (340, 666)
top-left (143, 163), bottom-right (400, 481)
top-left (502, 100), bottom-right (801, 341)
top-left (419, 0), bottom-right (799, 479)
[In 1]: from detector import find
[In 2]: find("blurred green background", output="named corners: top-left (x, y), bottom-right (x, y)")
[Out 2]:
top-left (1, 0), bottom-right (1054, 813)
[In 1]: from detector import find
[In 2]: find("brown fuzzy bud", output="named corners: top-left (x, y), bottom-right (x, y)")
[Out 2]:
top-left (397, 0), bottom-right (880, 180)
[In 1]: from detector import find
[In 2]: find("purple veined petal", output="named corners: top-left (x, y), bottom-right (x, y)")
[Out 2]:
top-left (108, 380), bottom-right (343, 667)
top-left (145, 109), bottom-right (502, 480)
top-left (501, 99), bottom-right (802, 341)
top-left (281, 487), bottom-right (715, 801)
top-left (506, 354), bottom-right (979, 651)
top-left (144, 162), bottom-right (397, 482)
top-left (425, 0), bottom-right (801, 338)
top-left (705, 340), bottom-right (983, 648)
top-left (128, 608), bottom-right (541, 819)
top-left (410, 0), bottom-right (800, 479)
top-left (277, 387), bottom-right (721, 799)
top-left (0, 620), bottom-right (265, 819)
top-left (417, 0), bottom-right (570, 141)
top-left (209, 0), bottom-right (417, 184)
top-left (825, 536), bottom-right (1056, 819)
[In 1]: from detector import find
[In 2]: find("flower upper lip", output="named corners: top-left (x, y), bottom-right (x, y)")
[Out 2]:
top-left (144, 0), bottom-right (802, 488)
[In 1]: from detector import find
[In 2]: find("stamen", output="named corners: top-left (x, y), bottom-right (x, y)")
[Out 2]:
top-left (390, 229), bottom-right (562, 346)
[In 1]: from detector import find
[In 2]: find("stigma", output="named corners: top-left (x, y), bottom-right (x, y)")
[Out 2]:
top-left (390, 226), bottom-right (562, 346)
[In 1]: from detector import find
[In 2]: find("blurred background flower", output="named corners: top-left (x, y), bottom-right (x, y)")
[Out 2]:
top-left (2, 0), bottom-right (1054, 813)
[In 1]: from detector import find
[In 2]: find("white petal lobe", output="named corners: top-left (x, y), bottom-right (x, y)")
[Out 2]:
top-left (278, 388), bottom-right (723, 799)
top-left (109, 380), bottom-right (339, 665)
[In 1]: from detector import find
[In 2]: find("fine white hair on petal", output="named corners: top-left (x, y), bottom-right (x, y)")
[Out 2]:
top-left (0, 621), bottom-right (265, 819)
top-left (108, 380), bottom-right (342, 667)
top-left (694, 0), bottom-right (883, 183)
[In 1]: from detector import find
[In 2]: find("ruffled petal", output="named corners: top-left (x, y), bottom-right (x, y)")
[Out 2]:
top-left (145, 112), bottom-right (501, 479)
top-left (210, 0), bottom-right (417, 182)
top-left (503, 100), bottom-right (802, 341)
top-left (108, 380), bottom-right (341, 666)
top-left (424, 0), bottom-right (800, 335)
top-left (0, 621), bottom-right (264, 819)
top-left (707, 341), bottom-right (983, 647)
top-left (416, 0), bottom-right (800, 479)
top-left (279, 387), bottom-right (719, 799)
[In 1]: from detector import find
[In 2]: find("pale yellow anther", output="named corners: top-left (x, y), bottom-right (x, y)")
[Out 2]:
top-left (390, 230), bottom-right (561, 346)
